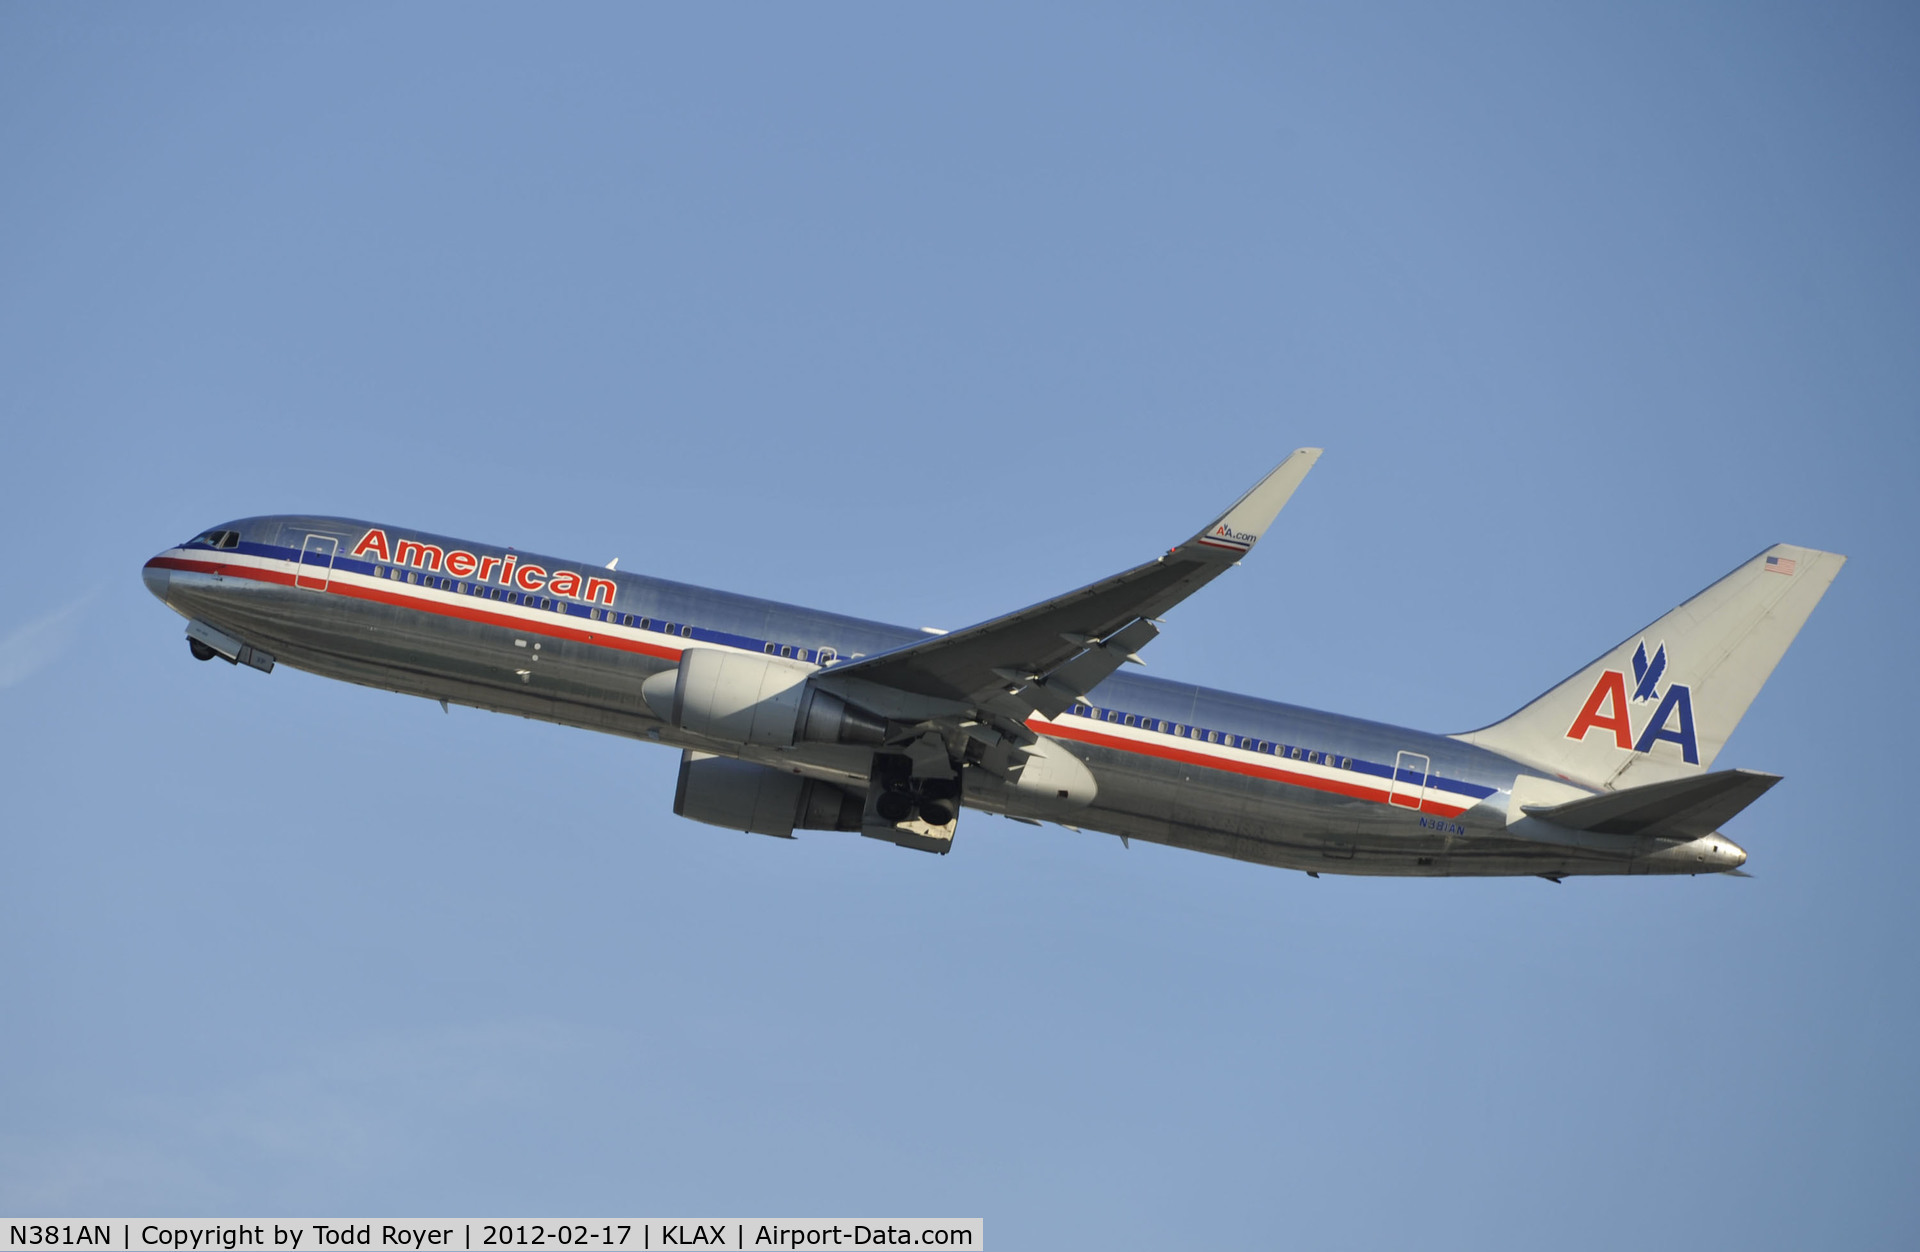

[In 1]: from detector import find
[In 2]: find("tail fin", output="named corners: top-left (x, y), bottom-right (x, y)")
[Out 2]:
top-left (1455, 544), bottom-right (1845, 789)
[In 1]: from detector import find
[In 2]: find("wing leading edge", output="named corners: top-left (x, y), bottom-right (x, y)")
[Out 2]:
top-left (822, 450), bottom-right (1321, 729)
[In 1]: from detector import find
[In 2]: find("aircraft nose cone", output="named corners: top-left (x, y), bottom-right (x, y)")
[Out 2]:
top-left (142, 559), bottom-right (170, 602)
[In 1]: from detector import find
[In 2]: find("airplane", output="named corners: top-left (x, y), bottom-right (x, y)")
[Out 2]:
top-left (140, 450), bottom-right (1844, 880)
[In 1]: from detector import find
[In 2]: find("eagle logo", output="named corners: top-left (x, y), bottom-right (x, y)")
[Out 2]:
top-left (1630, 639), bottom-right (1667, 703)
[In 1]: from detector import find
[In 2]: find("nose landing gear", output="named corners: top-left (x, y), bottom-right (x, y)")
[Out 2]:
top-left (183, 621), bottom-right (276, 672)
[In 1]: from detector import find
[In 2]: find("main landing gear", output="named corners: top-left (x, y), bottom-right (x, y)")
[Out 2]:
top-left (862, 749), bottom-right (961, 854)
top-left (871, 753), bottom-right (959, 827)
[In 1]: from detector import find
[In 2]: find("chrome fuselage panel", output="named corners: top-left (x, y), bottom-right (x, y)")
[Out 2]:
top-left (144, 515), bottom-right (1746, 878)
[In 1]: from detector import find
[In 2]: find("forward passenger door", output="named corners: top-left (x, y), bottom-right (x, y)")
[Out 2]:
top-left (296, 534), bottom-right (338, 591)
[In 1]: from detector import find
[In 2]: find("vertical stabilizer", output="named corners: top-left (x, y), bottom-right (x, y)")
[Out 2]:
top-left (1455, 545), bottom-right (1844, 789)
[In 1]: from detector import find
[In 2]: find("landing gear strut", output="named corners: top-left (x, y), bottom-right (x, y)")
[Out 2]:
top-left (864, 751), bottom-right (961, 853)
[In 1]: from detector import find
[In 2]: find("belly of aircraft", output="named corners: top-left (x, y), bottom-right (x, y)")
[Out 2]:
top-left (166, 572), bottom-right (1684, 879)
top-left (1057, 740), bottom-right (1665, 879)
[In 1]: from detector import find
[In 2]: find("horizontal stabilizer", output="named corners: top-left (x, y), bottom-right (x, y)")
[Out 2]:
top-left (1521, 768), bottom-right (1781, 839)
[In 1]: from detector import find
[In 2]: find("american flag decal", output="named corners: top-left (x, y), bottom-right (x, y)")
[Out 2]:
top-left (1766, 555), bottom-right (1796, 575)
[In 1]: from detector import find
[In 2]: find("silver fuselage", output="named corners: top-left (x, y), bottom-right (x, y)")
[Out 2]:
top-left (143, 515), bottom-right (1747, 878)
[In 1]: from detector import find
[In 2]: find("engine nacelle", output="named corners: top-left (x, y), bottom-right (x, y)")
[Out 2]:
top-left (673, 751), bottom-right (864, 839)
top-left (642, 649), bottom-right (884, 748)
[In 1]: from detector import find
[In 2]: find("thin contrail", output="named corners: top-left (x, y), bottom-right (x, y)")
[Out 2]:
top-left (0, 590), bottom-right (99, 689)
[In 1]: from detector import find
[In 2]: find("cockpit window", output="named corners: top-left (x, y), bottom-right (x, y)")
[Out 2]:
top-left (190, 529), bottom-right (241, 549)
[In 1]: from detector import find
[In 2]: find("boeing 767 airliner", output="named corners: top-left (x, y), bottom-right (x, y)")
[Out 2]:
top-left (142, 451), bottom-right (1843, 879)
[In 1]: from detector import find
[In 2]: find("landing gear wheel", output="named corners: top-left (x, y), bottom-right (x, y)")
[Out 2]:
top-left (875, 792), bottom-right (914, 823)
top-left (917, 801), bottom-right (954, 827)
top-left (188, 638), bottom-right (217, 662)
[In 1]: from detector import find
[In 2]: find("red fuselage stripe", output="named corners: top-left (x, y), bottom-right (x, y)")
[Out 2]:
top-left (146, 556), bottom-right (685, 662)
top-left (1035, 717), bottom-right (1473, 818)
top-left (153, 554), bottom-right (1476, 817)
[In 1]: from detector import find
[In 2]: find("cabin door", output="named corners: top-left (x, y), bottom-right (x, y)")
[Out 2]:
top-left (1388, 750), bottom-right (1431, 811)
top-left (296, 534), bottom-right (338, 591)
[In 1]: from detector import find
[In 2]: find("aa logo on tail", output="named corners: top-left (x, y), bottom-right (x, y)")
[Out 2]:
top-left (1565, 639), bottom-right (1700, 764)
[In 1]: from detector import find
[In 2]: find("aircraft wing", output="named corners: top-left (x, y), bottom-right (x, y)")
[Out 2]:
top-left (823, 449), bottom-right (1321, 728)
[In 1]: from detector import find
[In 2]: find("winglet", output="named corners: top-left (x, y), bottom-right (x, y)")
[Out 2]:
top-left (1181, 448), bottom-right (1322, 557)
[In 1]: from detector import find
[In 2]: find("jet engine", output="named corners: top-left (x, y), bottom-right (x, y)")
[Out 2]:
top-left (641, 649), bottom-right (885, 748)
top-left (673, 751), bottom-right (865, 839)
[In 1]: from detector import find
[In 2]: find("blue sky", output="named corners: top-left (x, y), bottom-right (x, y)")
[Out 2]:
top-left (2, 4), bottom-right (1916, 1247)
